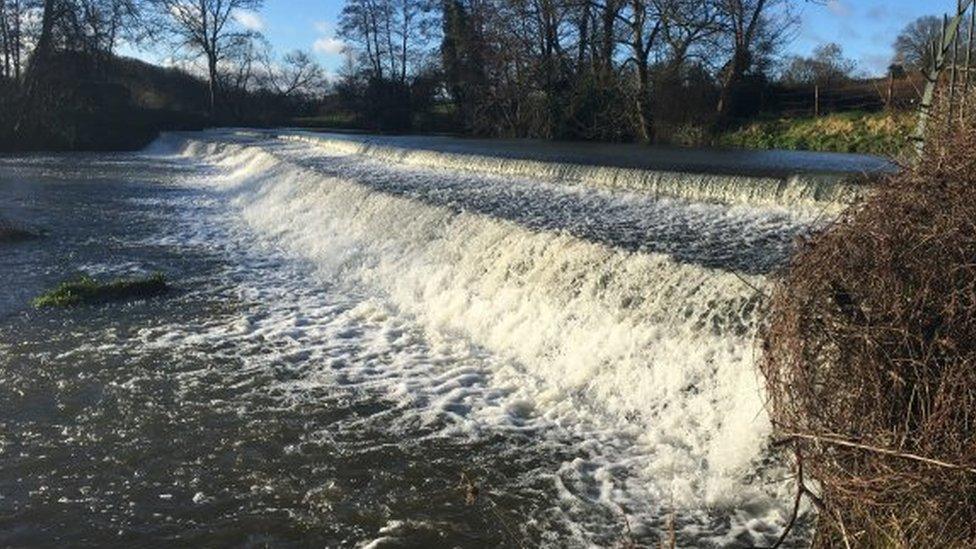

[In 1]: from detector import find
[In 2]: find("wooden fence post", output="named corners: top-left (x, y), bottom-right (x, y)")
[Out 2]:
top-left (886, 73), bottom-right (894, 110)
top-left (963, 3), bottom-right (975, 120)
top-left (913, 0), bottom-right (975, 157)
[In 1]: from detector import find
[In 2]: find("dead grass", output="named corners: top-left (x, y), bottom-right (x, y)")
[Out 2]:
top-left (760, 92), bottom-right (976, 547)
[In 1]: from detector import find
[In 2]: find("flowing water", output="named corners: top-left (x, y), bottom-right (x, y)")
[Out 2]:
top-left (0, 131), bottom-right (879, 547)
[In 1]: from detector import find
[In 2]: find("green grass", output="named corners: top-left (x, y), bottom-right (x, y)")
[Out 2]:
top-left (718, 111), bottom-right (916, 156)
top-left (33, 273), bottom-right (169, 308)
top-left (291, 112), bottom-right (361, 129)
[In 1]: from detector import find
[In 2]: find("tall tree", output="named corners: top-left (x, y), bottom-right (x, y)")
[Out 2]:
top-left (0, 0), bottom-right (25, 80)
top-left (339, 0), bottom-right (431, 84)
top-left (781, 42), bottom-right (857, 87)
top-left (622, 0), bottom-right (663, 142)
top-left (714, 0), bottom-right (795, 121)
top-left (441, 0), bottom-right (487, 130)
top-left (265, 50), bottom-right (327, 98)
top-left (893, 16), bottom-right (942, 71)
top-left (72, 0), bottom-right (143, 58)
top-left (149, 0), bottom-right (264, 114)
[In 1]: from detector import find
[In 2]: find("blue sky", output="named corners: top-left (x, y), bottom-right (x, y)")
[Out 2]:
top-left (792, 0), bottom-right (941, 75)
top-left (125, 0), bottom-right (946, 77)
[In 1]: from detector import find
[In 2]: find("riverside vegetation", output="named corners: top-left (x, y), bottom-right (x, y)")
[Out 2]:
top-left (718, 111), bottom-right (917, 156)
top-left (760, 92), bottom-right (976, 547)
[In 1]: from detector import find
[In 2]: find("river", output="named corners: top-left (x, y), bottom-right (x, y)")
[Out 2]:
top-left (0, 131), bottom-right (884, 547)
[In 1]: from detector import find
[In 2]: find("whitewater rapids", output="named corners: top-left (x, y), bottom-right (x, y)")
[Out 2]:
top-left (0, 130), bottom-right (881, 545)
top-left (143, 130), bottom-right (863, 546)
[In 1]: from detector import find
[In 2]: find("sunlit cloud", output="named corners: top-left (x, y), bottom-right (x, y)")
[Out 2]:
top-left (312, 21), bottom-right (345, 56)
top-left (314, 21), bottom-right (331, 35)
top-left (233, 9), bottom-right (265, 32)
top-left (313, 37), bottom-right (344, 55)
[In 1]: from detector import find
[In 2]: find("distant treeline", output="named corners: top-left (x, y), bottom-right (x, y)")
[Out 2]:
top-left (0, 0), bottom-right (946, 150)
top-left (0, 0), bottom-right (326, 151)
top-left (328, 0), bottom-right (941, 144)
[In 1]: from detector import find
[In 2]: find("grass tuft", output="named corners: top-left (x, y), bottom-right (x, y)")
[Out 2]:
top-left (33, 273), bottom-right (169, 308)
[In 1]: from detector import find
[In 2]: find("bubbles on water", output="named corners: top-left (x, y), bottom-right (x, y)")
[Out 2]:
top-left (167, 132), bottom-right (805, 545)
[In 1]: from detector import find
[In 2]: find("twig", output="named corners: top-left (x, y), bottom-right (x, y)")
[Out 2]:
top-left (783, 432), bottom-right (976, 474)
top-left (732, 270), bottom-right (769, 299)
top-left (834, 510), bottom-right (853, 549)
top-left (767, 442), bottom-right (806, 549)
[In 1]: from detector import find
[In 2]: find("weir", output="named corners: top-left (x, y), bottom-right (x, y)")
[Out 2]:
top-left (159, 131), bottom-right (890, 543)
top-left (276, 130), bottom-right (892, 208)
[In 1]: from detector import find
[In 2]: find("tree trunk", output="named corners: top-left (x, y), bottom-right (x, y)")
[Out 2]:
top-left (208, 52), bottom-right (219, 116)
top-left (634, 59), bottom-right (652, 143)
top-left (31, 0), bottom-right (56, 77)
top-left (12, 0), bottom-right (55, 135)
top-left (0, 0), bottom-right (9, 79)
top-left (11, 0), bottom-right (19, 80)
top-left (716, 49), bottom-right (749, 122)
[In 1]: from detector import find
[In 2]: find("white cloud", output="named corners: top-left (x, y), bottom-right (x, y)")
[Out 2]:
top-left (233, 9), bottom-right (265, 32)
top-left (826, 0), bottom-right (852, 18)
top-left (314, 36), bottom-right (345, 56)
top-left (312, 21), bottom-right (345, 56)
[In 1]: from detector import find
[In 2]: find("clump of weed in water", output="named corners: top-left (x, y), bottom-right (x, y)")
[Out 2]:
top-left (33, 273), bottom-right (169, 308)
top-left (0, 219), bottom-right (37, 243)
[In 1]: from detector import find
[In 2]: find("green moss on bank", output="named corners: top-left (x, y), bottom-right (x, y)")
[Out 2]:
top-left (34, 273), bottom-right (169, 308)
top-left (718, 111), bottom-right (915, 155)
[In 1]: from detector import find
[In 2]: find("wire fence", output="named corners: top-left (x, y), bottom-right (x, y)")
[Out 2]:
top-left (760, 74), bottom-right (925, 118)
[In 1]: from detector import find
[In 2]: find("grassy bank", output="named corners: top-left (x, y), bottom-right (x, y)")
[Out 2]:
top-left (718, 111), bottom-right (915, 155)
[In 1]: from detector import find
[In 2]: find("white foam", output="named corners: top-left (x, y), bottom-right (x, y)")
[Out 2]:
top-left (140, 132), bottom-right (807, 544)
top-left (192, 141), bottom-right (769, 472)
top-left (280, 131), bottom-right (861, 208)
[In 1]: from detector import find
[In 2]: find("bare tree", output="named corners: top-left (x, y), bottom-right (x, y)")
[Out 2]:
top-left (0, 0), bottom-right (24, 80)
top-left (339, 0), bottom-right (432, 84)
top-left (223, 31), bottom-right (265, 93)
top-left (339, 0), bottom-right (386, 78)
top-left (893, 16), bottom-right (942, 71)
top-left (780, 42), bottom-right (856, 86)
top-left (620, 0), bottom-right (663, 142)
top-left (714, 0), bottom-right (796, 121)
top-left (264, 50), bottom-right (327, 98)
top-left (76, 0), bottom-right (142, 53)
top-left (149, 0), bottom-right (265, 114)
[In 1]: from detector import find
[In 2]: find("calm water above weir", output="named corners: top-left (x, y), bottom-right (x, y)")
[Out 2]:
top-left (0, 133), bottom-right (878, 547)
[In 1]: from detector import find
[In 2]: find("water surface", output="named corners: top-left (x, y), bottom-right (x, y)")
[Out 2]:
top-left (0, 133), bottom-right (830, 547)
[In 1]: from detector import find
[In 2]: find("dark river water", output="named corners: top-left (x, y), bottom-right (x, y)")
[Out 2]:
top-left (0, 133), bottom-right (827, 547)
